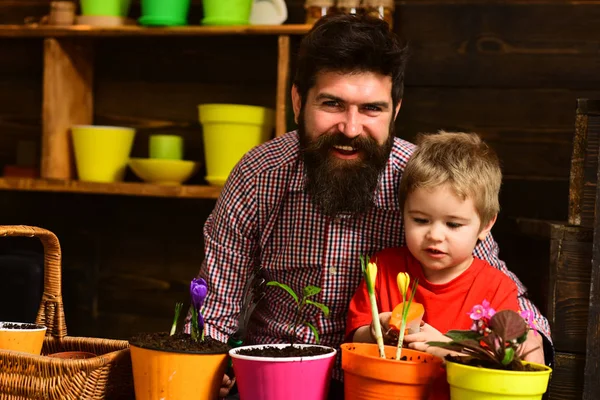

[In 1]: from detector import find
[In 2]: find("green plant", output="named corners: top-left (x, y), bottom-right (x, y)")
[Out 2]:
top-left (427, 300), bottom-right (539, 370)
top-left (266, 281), bottom-right (330, 344)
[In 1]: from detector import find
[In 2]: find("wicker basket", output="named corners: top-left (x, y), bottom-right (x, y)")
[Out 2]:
top-left (0, 225), bottom-right (133, 400)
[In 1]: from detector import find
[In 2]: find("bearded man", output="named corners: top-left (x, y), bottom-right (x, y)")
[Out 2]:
top-left (197, 13), bottom-right (552, 400)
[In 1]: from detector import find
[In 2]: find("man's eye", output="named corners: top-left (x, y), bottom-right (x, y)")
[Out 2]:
top-left (323, 101), bottom-right (339, 107)
top-left (364, 105), bottom-right (382, 112)
top-left (447, 222), bottom-right (463, 229)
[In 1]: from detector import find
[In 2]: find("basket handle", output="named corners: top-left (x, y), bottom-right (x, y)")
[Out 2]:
top-left (0, 225), bottom-right (66, 338)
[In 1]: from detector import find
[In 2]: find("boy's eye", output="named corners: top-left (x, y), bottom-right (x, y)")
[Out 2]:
top-left (413, 218), bottom-right (428, 224)
top-left (447, 222), bottom-right (463, 229)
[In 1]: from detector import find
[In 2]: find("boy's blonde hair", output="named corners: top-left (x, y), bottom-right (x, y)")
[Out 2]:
top-left (399, 131), bottom-right (502, 228)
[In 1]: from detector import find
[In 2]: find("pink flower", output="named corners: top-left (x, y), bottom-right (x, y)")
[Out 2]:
top-left (468, 299), bottom-right (496, 320)
top-left (520, 309), bottom-right (537, 333)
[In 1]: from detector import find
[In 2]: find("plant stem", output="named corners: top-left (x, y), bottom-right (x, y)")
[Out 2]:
top-left (369, 292), bottom-right (386, 358)
top-left (396, 319), bottom-right (406, 360)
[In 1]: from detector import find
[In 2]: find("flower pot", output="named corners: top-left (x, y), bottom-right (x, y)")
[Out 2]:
top-left (48, 351), bottom-right (97, 359)
top-left (129, 338), bottom-right (228, 400)
top-left (139, 0), bottom-right (191, 26)
top-left (0, 322), bottom-right (46, 355)
top-left (229, 343), bottom-right (336, 400)
top-left (80, 0), bottom-right (131, 17)
top-left (201, 0), bottom-right (254, 25)
top-left (71, 125), bottom-right (136, 183)
top-left (445, 360), bottom-right (552, 400)
top-left (198, 103), bottom-right (274, 186)
top-left (341, 343), bottom-right (444, 400)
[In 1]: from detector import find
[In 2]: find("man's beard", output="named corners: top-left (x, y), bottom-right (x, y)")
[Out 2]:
top-left (299, 118), bottom-right (394, 217)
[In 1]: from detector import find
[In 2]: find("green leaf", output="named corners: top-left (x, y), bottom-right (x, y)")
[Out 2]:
top-left (502, 347), bottom-right (515, 365)
top-left (306, 299), bottom-right (330, 318)
top-left (267, 281), bottom-right (299, 305)
top-left (303, 285), bottom-right (322, 298)
top-left (445, 330), bottom-right (482, 342)
top-left (305, 322), bottom-right (320, 344)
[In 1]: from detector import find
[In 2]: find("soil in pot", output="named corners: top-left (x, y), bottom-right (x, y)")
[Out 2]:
top-left (236, 344), bottom-right (335, 358)
top-left (446, 355), bottom-right (544, 371)
top-left (129, 332), bottom-right (229, 353)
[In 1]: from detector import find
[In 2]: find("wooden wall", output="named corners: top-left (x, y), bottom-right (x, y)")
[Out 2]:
top-left (0, 1), bottom-right (599, 351)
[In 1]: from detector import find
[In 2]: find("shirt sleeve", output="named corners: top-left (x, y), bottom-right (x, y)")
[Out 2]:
top-left (197, 160), bottom-right (259, 343)
top-left (345, 277), bottom-right (374, 341)
top-left (474, 233), bottom-right (552, 343)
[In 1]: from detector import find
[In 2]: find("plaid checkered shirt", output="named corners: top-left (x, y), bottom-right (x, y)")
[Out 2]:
top-left (199, 130), bottom-right (552, 380)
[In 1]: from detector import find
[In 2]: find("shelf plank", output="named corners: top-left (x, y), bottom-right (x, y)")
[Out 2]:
top-left (0, 24), bottom-right (313, 38)
top-left (0, 178), bottom-right (222, 199)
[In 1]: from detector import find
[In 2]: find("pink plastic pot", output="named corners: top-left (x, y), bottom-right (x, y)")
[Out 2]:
top-left (229, 343), bottom-right (336, 400)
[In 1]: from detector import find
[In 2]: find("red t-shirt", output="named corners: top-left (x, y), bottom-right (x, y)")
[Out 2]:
top-left (345, 246), bottom-right (520, 339)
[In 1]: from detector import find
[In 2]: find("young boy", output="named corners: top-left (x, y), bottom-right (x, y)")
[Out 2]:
top-left (345, 131), bottom-right (544, 363)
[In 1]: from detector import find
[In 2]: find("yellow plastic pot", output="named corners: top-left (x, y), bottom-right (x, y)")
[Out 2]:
top-left (71, 125), bottom-right (136, 183)
top-left (130, 344), bottom-right (228, 400)
top-left (198, 103), bottom-right (274, 186)
top-left (0, 322), bottom-right (47, 355)
top-left (446, 359), bottom-right (552, 399)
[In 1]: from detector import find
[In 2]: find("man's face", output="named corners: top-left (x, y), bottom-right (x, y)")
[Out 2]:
top-left (292, 70), bottom-right (401, 217)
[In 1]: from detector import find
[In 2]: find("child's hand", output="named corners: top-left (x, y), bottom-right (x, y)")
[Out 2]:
top-left (403, 323), bottom-right (459, 359)
top-left (369, 312), bottom-right (399, 345)
top-left (522, 330), bottom-right (545, 365)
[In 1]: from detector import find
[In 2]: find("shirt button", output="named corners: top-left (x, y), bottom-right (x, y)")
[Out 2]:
top-left (329, 267), bottom-right (337, 275)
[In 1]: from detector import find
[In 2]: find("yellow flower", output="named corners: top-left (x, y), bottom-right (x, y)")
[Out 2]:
top-left (366, 262), bottom-right (378, 287)
top-left (397, 272), bottom-right (410, 298)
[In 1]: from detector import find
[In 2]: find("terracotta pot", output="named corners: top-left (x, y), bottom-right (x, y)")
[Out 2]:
top-left (48, 351), bottom-right (97, 359)
top-left (446, 359), bottom-right (552, 399)
top-left (341, 343), bottom-right (444, 400)
top-left (0, 322), bottom-right (47, 355)
top-left (130, 344), bottom-right (228, 400)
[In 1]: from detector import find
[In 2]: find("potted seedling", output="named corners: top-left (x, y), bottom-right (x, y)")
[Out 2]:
top-left (229, 281), bottom-right (337, 400)
top-left (427, 301), bottom-right (552, 399)
top-left (341, 256), bottom-right (444, 400)
top-left (129, 278), bottom-right (230, 400)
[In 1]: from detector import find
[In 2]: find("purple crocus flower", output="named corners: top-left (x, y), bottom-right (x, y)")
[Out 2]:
top-left (190, 278), bottom-right (208, 311)
top-left (190, 278), bottom-right (208, 336)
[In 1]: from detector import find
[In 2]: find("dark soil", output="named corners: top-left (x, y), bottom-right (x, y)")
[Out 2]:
top-left (1, 323), bottom-right (43, 329)
top-left (446, 355), bottom-right (545, 371)
top-left (236, 344), bottom-right (335, 358)
top-left (129, 332), bottom-right (230, 354)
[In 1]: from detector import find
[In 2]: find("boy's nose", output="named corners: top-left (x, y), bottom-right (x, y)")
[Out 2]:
top-left (427, 224), bottom-right (444, 241)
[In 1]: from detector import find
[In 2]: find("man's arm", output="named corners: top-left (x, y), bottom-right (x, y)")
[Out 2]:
top-left (474, 234), bottom-right (554, 367)
top-left (198, 162), bottom-right (259, 343)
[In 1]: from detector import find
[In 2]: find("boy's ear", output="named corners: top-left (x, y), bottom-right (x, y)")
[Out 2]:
top-left (477, 214), bottom-right (498, 242)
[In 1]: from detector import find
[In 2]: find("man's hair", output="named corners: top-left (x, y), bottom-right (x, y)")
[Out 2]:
top-left (398, 131), bottom-right (502, 228)
top-left (293, 14), bottom-right (408, 110)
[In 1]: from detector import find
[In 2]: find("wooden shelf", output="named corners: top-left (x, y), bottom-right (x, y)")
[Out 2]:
top-left (0, 24), bottom-right (313, 38)
top-left (0, 178), bottom-right (222, 199)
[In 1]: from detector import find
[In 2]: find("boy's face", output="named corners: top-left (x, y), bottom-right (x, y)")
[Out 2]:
top-left (403, 183), bottom-right (496, 284)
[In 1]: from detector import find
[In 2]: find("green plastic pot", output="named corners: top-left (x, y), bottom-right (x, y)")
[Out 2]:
top-left (139, 0), bottom-right (191, 26)
top-left (201, 0), bottom-right (254, 26)
top-left (80, 0), bottom-right (131, 17)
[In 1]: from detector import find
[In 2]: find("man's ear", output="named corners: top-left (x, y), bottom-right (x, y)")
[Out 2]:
top-left (394, 99), bottom-right (402, 120)
top-left (478, 214), bottom-right (498, 241)
top-left (291, 84), bottom-right (302, 125)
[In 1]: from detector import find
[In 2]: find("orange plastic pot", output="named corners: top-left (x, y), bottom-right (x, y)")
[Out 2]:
top-left (341, 343), bottom-right (444, 400)
top-left (130, 344), bottom-right (228, 400)
top-left (0, 322), bottom-right (46, 355)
